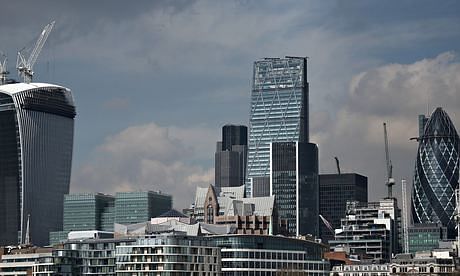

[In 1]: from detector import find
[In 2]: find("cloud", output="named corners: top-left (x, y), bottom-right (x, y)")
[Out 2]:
top-left (71, 122), bottom-right (217, 209)
top-left (314, 52), bottom-right (460, 201)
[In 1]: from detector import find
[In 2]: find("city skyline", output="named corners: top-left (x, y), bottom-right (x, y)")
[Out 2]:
top-left (0, 1), bottom-right (460, 209)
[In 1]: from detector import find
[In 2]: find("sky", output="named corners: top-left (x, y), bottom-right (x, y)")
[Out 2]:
top-left (1, 0), bottom-right (460, 210)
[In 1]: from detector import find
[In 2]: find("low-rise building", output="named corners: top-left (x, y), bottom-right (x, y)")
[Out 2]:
top-left (116, 234), bottom-right (221, 275)
top-left (389, 251), bottom-right (455, 275)
top-left (212, 234), bottom-right (329, 275)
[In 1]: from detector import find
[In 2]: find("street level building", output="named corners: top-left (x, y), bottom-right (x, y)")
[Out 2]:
top-left (412, 107), bottom-right (460, 238)
top-left (0, 83), bottom-right (76, 246)
top-left (116, 234), bottom-right (221, 275)
top-left (247, 57), bottom-right (310, 197)
top-left (212, 234), bottom-right (329, 276)
top-left (319, 173), bottom-right (368, 244)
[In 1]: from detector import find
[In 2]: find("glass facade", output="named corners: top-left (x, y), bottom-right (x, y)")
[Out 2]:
top-left (212, 235), bottom-right (329, 276)
top-left (0, 83), bottom-right (76, 246)
top-left (270, 142), bottom-right (318, 236)
top-left (408, 223), bottom-right (447, 253)
top-left (412, 107), bottom-right (459, 238)
top-left (247, 57), bottom-right (309, 196)
top-left (63, 193), bottom-right (114, 232)
top-left (319, 173), bottom-right (368, 243)
top-left (115, 191), bottom-right (172, 225)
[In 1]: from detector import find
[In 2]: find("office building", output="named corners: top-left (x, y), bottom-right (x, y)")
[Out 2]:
top-left (412, 107), bottom-right (459, 238)
top-left (390, 251), bottom-right (455, 275)
top-left (408, 223), bottom-right (447, 254)
top-left (63, 193), bottom-right (115, 232)
top-left (212, 235), bottom-right (329, 275)
top-left (319, 173), bottom-right (368, 243)
top-left (247, 57), bottom-right (310, 197)
top-left (114, 191), bottom-right (172, 225)
top-left (215, 124), bottom-right (247, 189)
top-left (330, 199), bottom-right (400, 261)
top-left (270, 141), bottom-right (319, 236)
top-left (50, 191), bottom-right (172, 245)
top-left (0, 83), bottom-right (76, 246)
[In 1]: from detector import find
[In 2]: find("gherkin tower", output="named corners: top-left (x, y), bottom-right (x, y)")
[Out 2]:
top-left (411, 107), bottom-right (459, 237)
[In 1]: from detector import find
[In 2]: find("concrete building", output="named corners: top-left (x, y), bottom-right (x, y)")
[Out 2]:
top-left (389, 251), bottom-right (456, 275)
top-left (0, 83), bottom-right (76, 246)
top-left (330, 263), bottom-right (390, 276)
top-left (319, 173), bottom-right (368, 244)
top-left (329, 199), bottom-right (400, 261)
top-left (191, 185), bottom-right (284, 235)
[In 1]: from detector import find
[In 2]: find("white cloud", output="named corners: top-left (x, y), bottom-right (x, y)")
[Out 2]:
top-left (71, 122), bottom-right (216, 209)
top-left (315, 52), bottom-right (460, 201)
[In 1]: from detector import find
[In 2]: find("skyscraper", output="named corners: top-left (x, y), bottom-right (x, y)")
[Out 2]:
top-left (319, 173), bottom-right (368, 243)
top-left (412, 107), bottom-right (459, 238)
top-left (270, 141), bottom-right (318, 236)
top-left (0, 82), bottom-right (76, 246)
top-left (215, 124), bottom-right (247, 189)
top-left (247, 57), bottom-right (309, 196)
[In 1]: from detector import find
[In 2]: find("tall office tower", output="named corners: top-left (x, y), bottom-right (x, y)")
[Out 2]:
top-left (247, 57), bottom-right (309, 197)
top-left (0, 83), bottom-right (76, 246)
top-left (412, 107), bottom-right (459, 238)
top-left (270, 141), bottom-right (318, 236)
top-left (114, 191), bottom-right (172, 225)
top-left (319, 173), bottom-right (368, 243)
top-left (215, 124), bottom-right (248, 189)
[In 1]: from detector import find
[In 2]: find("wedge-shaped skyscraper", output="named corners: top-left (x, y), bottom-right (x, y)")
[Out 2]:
top-left (0, 82), bottom-right (76, 246)
top-left (412, 107), bottom-right (459, 237)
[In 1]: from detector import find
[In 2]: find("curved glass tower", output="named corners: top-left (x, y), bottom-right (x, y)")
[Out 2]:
top-left (0, 83), bottom-right (76, 246)
top-left (412, 107), bottom-right (459, 237)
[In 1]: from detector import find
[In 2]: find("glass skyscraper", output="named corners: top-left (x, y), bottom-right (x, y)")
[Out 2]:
top-left (270, 141), bottom-right (318, 236)
top-left (412, 107), bottom-right (459, 238)
top-left (0, 82), bottom-right (76, 246)
top-left (247, 57), bottom-right (309, 196)
top-left (215, 124), bottom-right (248, 189)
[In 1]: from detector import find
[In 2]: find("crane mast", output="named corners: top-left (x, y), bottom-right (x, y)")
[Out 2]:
top-left (0, 51), bottom-right (8, 85)
top-left (16, 21), bottom-right (55, 83)
top-left (383, 122), bottom-right (395, 198)
top-left (401, 179), bottom-right (409, 253)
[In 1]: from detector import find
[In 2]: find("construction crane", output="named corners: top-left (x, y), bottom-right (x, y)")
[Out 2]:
top-left (401, 179), bottom-right (409, 253)
top-left (334, 156), bottom-right (341, 175)
top-left (319, 214), bottom-right (334, 234)
top-left (383, 122), bottom-right (395, 198)
top-left (16, 21), bottom-right (55, 83)
top-left (0, 51), bottom-right (8, 85)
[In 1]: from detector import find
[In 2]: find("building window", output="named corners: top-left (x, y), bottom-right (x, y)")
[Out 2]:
top-left (207, 205), bottom-right (214, 224)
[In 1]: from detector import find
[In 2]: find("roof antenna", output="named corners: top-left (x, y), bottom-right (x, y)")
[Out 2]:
top-left (16, 21), bottom-right (55, 83)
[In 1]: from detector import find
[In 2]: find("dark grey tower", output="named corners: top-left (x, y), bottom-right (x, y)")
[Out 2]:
top-left (0, 83), bottom-right (76, 246)
top-left (319, 173), bottom-right (368, 243)
top-left (215, 124), bottom-right (247, 189)
top-left (270, 141), bottom-right (318, 236)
